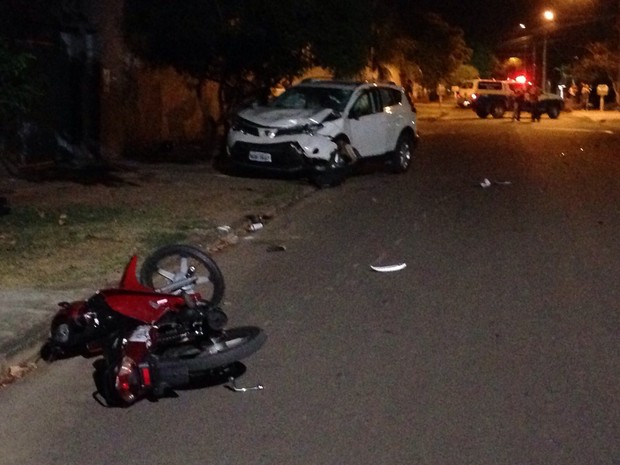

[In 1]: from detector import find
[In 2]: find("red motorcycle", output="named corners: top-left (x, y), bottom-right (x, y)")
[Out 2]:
top-left (42, 244), bottom-right (266, 406)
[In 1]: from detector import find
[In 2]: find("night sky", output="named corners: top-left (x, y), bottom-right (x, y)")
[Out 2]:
top-left (418, 0), bottom-right (612, 46)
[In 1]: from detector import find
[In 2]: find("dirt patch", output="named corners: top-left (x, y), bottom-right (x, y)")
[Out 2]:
top-left (0, 160), bottom-right (314, 289)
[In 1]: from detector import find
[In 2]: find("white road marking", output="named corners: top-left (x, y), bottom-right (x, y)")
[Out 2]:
top-left (532, 127), bottom-right (614, 134)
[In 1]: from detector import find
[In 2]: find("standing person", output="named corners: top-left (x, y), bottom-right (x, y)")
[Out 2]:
top-left (436, 82), bottom-right (446, 107)
top-left (528, 84), bottom-right (541, 122)
top-left (512, 85), bottom-right (525, 121)
top-left (569, 83), bottom-right (578, 108)
top-left (581, 82), bottom-right (591, 110)
top-left (404, 79), bottom-right (414, 104)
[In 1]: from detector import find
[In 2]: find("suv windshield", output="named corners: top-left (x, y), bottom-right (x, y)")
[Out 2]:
top-left (270, 86), bottom-right (353, 112)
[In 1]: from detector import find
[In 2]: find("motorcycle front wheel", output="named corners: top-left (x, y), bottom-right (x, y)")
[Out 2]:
top-left (158, 326), bottom-right (267, 374)
top-left (140, 244), bottom-right (225, 305)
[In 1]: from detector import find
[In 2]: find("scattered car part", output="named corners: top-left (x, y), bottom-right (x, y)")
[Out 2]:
top-left (370, 263), bottom-right (407, 272)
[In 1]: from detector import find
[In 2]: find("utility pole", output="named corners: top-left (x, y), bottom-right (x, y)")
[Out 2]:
top-left (542, 10), bottom-right (555, 93)
top-left (617, 0), bottom-right (620, 106)
top-left (542, 32), bottom-right (548, 92)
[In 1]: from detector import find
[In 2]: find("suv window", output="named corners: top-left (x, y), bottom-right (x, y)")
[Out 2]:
top-left (379, 87), bottom-right (402, 107)
top-left (478, 81), bottom-right (503, 91)
top-left (351, 89), bottom-right (382, 118)
top-left (351, 91), bottom-right (375, 117)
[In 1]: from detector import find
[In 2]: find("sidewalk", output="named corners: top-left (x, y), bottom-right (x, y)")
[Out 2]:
top-left (0, 162), bottom-right (316, 383)
top-left (415, 99), bottom-right (620, 124)
top-left (567, 107), bottom-right (620, 123)
top-left (415, 102), bottom-right (474, 121)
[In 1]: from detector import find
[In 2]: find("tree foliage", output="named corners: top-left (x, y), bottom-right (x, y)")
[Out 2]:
top-left (469, 43), bottom-right (500, 79)
top-left (123, 0), bottom-right (374, 115)
top-left (448, 64), bottom-right (479, 86)
top-left (0, 38), bottom-right (39, 125)
top-left (571, 42), bottom-right (620, 104)
top-left (408, 13), bottom-right (471, 87)
top-left (571, 42), bottom-right (619, 83)
top-left (123, 0), bottom-right (471, 117)
top-left (369, 3), bottom-right (472, 87)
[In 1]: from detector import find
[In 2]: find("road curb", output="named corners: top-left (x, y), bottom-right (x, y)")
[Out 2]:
top-left (0, 320), bottom-right (49, 381)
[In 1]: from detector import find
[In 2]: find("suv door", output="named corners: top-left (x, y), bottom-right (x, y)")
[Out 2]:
top-left (347, 88), bottom-right (387, 157)
top-left (378, 87), bottom-right (405, 151)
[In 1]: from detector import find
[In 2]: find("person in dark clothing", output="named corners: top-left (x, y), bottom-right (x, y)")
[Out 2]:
top-left (512, 86), bottom-right (525, 121)
top-left (528, 85), bottom-right (542, 122)
top-left (580, 83), bottom-right (591, 110)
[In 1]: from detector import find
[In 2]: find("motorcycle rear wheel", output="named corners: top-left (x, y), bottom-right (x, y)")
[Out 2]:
top-left (158, 326), bottom-right (266, 374)
top-left (140, 244), bottom-right (225, 305)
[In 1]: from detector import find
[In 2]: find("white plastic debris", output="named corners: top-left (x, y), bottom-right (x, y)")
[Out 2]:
top-left (479, 178), bottom-right (511, 188)
top-left (370, 263), bottom-right (407, 272)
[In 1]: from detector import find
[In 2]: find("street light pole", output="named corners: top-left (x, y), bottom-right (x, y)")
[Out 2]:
top-left (519, 23), bottom-right (527, 75)
top-left (541, 9), bottom-right (554, 93)
top-left (617, 0), bottom-right (620, 106)
top-left (542, 32), bottom-right (548, 92)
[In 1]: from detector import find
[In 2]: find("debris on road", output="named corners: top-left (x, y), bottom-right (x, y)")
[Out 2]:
top-left (226, 376), bottom-right (264, 393)
top-left (0, 363), bottom-right (37, 387)
top-left (370, 263), bottom-right (407, 272)
top-left (480, 178), bottom-right (492, 188)
top-left (266, 244), bottom-right (287, 252)
top-left (246, 214), bottom-right (264, 232)
top-left (479, 178), bottom-right (512, 188)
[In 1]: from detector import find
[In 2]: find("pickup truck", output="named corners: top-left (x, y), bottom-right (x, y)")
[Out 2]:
top-left (471, 88), bottom-right (564, 119)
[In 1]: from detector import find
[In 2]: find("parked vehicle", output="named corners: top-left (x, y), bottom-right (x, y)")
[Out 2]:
top-left (42, 244), bottom-right (266, 406)
top-left (225, 79), bottom-right (419, 187)
top-left (456, 79), bottom-right (513, 108)
top-left (471, 82), bottom-right (564, 119)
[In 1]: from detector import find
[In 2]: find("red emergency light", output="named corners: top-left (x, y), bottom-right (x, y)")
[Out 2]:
top-left (515, 75), bottom-right (527, 84)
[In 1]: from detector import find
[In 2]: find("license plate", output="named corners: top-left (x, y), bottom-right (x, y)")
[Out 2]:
top-left (248, 151), bottom-right (272, 163)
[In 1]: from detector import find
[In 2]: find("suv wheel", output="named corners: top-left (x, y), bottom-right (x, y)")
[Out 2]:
top-left (547, 103), bottom-right (560, 119)
top-left (311, 139), bottom-right (349, 188)
top-left (390, 133), bottom-right (414, 173)
top-left (491, 103), bottom-right (506, 119)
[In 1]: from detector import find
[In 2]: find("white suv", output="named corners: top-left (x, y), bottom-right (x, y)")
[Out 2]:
top-left (225, 79), bottom-right (419, 187)
top-left (456, 79), bottom-right (513, 108)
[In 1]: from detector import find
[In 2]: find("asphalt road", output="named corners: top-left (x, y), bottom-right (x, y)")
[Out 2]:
top-left (0, 111), bottom-right (618, 465)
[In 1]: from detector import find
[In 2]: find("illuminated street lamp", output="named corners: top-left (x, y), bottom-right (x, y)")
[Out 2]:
top-left (542, 9), bottom-right (555, 92)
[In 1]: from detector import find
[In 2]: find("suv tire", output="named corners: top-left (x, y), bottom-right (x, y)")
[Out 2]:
top-left (310, 138), bottom-right (349, 188)
top-left (476, 108), bottom-right (489, 118)
top-left (547, 103), bottom-right (560, 119)
top-left (390, 132), bottom-right (415, 173)
top-left (491, 103), bottom-right (506, 119)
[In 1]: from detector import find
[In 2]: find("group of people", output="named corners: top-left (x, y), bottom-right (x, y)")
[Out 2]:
top-left (568, 82), bottom-right (591, 110)
top-left (511, 84), bottom-right (543, 122)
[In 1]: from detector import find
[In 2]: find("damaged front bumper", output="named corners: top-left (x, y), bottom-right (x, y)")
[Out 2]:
top-left (226, 132), bottom-right (339, 176)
